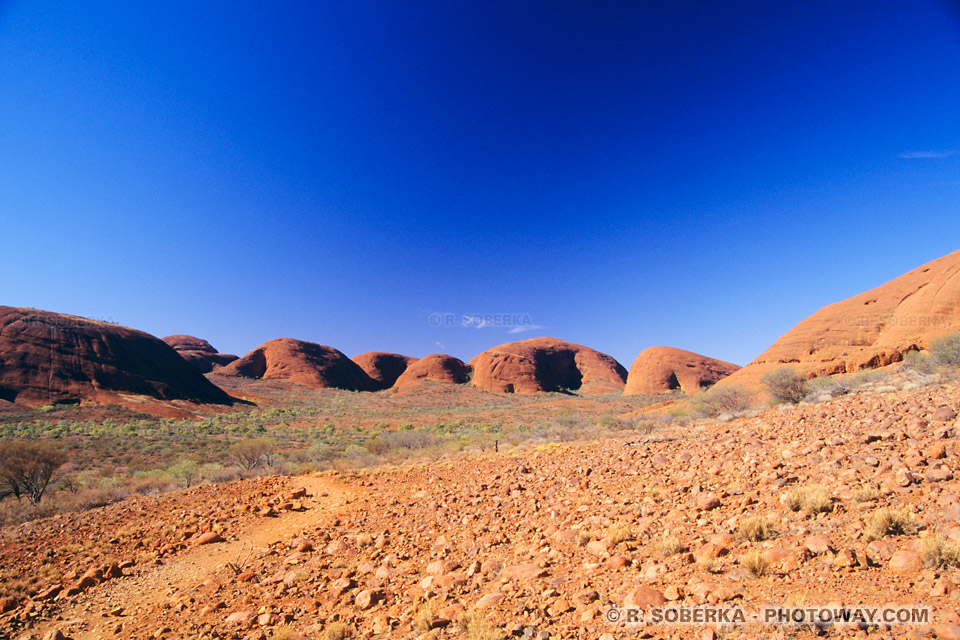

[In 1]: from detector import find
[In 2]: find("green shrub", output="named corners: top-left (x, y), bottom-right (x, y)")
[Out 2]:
top-left (689, 384), bottom-right (754, 418)
top-left (930, 333), bottom-right (960, 368)
top-left (761, 366), bottom-right (808, 405)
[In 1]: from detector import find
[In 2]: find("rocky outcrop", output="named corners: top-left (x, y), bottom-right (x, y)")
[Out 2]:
top-left (624, 346), bottom-right (740, 395)
top-left (352, 352), bottom-right (418, 390)
top-left (392, 354), bottom-right (471, 389)
top-left (162, 335), bottom-right (238, 373)
top-left (468, 337), bottom-right (627, 394)
top-left (722, 249), bottom-right (960, 388)
top-left (220, 338), bottom-right (379, 391)
top-left (0, 307), bottom-right (234, 406)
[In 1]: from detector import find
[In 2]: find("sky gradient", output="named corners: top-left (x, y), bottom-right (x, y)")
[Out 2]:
top-left (2, 1), bottom-right (959, 368)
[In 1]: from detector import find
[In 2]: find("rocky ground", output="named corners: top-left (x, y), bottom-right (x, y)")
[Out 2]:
top-left (3, 383), bottom-right (960, 640)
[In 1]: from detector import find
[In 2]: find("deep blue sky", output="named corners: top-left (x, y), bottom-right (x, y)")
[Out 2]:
top-left (2, 1), bottom-right (959, 367)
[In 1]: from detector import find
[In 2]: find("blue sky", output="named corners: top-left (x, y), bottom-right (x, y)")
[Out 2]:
top-left (1, 1), bottom-right (959, 367)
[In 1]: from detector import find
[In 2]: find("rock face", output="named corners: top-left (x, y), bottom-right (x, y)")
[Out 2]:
top-left (392, 354), bottom-right (471, 389)
top-left (0, 306), bottom-right (234, 406)
top-left (468, 337), bottom-right (627, 394)
top-left (624, 346), bottom-right (740, 395)
top-left (220, 338), bottom-right (379, 391)
top-left (722, 249), bottom-right (960, 388)
top-left (351, 352), bottom-right (418, 390)
top-left (162, 335), bottom-right (238, 373)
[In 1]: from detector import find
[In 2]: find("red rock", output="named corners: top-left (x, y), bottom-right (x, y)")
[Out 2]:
top-left (933, 407), bottom-right (958, 422)
top-left (0, 596), bottom-right (18, 613)
top-left (352, 352), bottom-right (418, 389)
top-left (469, 337), bottom-right (627, 394)
top-left (392, 353), bottom-right (471, 389)
top-left (220, 338), bottom-right (379, 391)
top-left (0, 306), bottom-right (234, 407)
top-left (624, 346), bottom-right (741, 395)
top-left (889, 549), bottom-right (923, 574)
top-left (804, 534), bottom-right (834, 555)
top-left (355, 589), bottom-right (381, 610)
top-left (625, 586), bottom-right (666, 610)
top-left (162, 335), bottom-right (238, 373)
top-left (194, 531), bottom-right (224, 545)
top-left (475, 593), bottom-right (507, 609)
top-left (717, 249), bottom-right (960, 390)
top-left (500, 562), bottom-right (548, 581)
top-left (42, 630), bottom-right (66, 640)
top-left (937, 622), bottom-right (960, 640)
top-left (224, 611), bottom-right (256, 627)
top-left (697, 494), bottom-right (721, 510)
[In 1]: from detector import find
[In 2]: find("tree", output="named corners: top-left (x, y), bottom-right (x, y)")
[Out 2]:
top-left (229, 439), bottom-right (273, 471)
top-left (761, 366), bottom-right (808, 405)
top-left (0, 440), bottom-right (67, 505)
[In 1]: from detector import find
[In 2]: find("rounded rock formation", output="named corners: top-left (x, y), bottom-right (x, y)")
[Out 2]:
top-left (721, 248), bottom-right (960, 388)
top-left (624, 346), bottom-right (741, 395)
top-left (0, 306), bottom-right (234, 406)
top-left (220, 338), bottom-right (379, 391)
top-left (392, 354), bottom-right (471, 389)
top-left (163, 334), bottom-right (238, 373)
top-left (468, 337), bottom-right (627, 394)
top-left (352, 352), bottom-right (418, 390)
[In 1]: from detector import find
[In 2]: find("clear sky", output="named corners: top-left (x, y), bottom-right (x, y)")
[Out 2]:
top-left (2, 1), bottom-right (959, 367)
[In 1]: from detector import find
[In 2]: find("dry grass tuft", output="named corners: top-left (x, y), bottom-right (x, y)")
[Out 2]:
top-left (865, 507), bottom-right (914, 541)
top-left (785, 485), bottom-right (832, 515)
top-left (742, 549), bottom-right (768, 577)
top-left (921, 534), bottom-right (960, 570)
top-left (736, 516), bottom-right (777, 542)
top-left (323, 622), bottom-right (352, 640)
top-left (607, 523), bottom-right (633, 545)
top-left (657, 534), bottom-right (682, 557)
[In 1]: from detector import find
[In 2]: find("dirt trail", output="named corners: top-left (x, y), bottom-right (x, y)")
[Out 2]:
top-left (38, 474), bottom-right (362, 640)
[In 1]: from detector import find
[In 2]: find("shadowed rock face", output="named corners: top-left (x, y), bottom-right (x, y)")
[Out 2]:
top-left (220, 338), bottom-right (379, 391)
top-left (393, 354), bottom-right (471, 389)
top-left (624, 346), bottom-right (740, 395)
top-left (352, 352), bottom-right (418, 389)
top-left (162, 335), bottom-right (238, 373)
top-left (0, 307), bottom-right (234, 406)
top-left (721, 248), bottom-right (960, 389)
top-left (468, 337), bottom-right (627, 394)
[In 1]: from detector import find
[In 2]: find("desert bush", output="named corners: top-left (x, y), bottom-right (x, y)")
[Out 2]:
top-left (930, 333), bottom-right (960, 368)
top-left (229, 438), bottom-right (273, 471)
top-left (657, 534), bottom-right (682, 557)
top-left (804, 376), bottom-right (846, 401)
top-left (457, 610), bottom-right (501, 640)
top-left (322, 622), bottom-right (352, 640)
top-left (865, 507), bottom-right (914, 541)
top-left (761, 367), bottom-right (808, 405)
top-left (689, 384), bottom-right (754, 418)
top-left (606, 523), bottom-right (633, 545)
top-left (838, 369), bottom-right (889, 392)
top-left (167, 458), bottom-right (199, 488)
top-left (742, 548), bottom-right (768, 577)
top-left (736, 515), bottom-right (777, 541)
top-left (852, 483), bottom-right (881, 503)
top-left (921, 534), bottom-right (960, 569)
top-left (784, 485), bottom-right (832, 515)
top-left (0, 440), bottom-right (67, 505)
